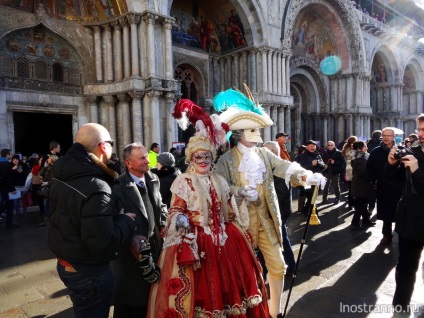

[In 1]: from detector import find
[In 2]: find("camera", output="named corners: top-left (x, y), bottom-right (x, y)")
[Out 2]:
top-left (393, 146), bottom-right (414, 161)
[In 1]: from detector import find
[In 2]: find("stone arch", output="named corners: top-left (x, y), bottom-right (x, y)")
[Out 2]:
top-left (370, 44), bottom-right (400, 83)
top-left (282, 0), bottom-right (366, 72)
top-left (401, 57), bottom-right (424, 91)
top-left (173, 62), bottom-right (206, 105)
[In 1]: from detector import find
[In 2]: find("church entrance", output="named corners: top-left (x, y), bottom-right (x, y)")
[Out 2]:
top-left (13, 112), bottom-right (73, 156)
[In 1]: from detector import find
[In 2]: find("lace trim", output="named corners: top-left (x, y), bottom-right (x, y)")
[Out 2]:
top-left (238, 149), bottom-right (266, 187)
top-left (230, 195), bottom-right (249, 231)
top-left (193, 294), bottom-right (263, 317)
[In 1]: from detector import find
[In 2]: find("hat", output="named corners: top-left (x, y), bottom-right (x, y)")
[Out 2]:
top-left (157, 152), bottom-right (175, 167)
top-left (275, 132), bottom-right (289, 139)
top-left (305, 140), bottom-right (317, 146)
top-left (213, 86), bottom-right (273, 131)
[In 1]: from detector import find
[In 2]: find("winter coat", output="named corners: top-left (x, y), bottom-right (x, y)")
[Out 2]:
top-left (343, 148), bottom-right (354, 181)
top-left (48, 143), bottom-right (135, 269)
top-left (321, 148), bottom-right (344, 176)
top-left (0, 157), bottom-right (15, 193)
top-left (351, 151), bottom-right (372, 198)
top-left (295, 150), bottom-right (326, 173)
top-left (385, 145), bottom-right (424, 242)
top-left (367, 142), bottom-right (403, 222)
top-left (151, 166), bottom-right (181, 208)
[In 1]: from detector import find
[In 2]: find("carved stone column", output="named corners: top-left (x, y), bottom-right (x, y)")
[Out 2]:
top-left (117, 94), bottom-right (131, 154)
top-left (277, 52), bottom-right (282, 95)
top-left (345, 114), bottom-right (353, 137)
top-left (112, 21), bottom-right (122, 81)
top-left (163, 18), bottom-right (173, 80)
top-left (249, 49), bottom-right (257, 92)
top-left (241, 51), bottom-right (248, 88)
top-left (165, 92), bottom-right (177, 151)
top-left (261, 48), bottom-right (268, 93)
top-left (285, 55), bottom-right (291, 95)
top-left (284, 107), bottom-right (291, 151)
top-left (145, 13), bottom-right (157, 78)
top-left (219, 58), bottom-right (226, 91)
top-left (119, 18), bottom-right (130, 78)
top-left (277, 105), bottom-right (284, 134)
top-left (263, 105), bottom-right (271, 141)
top-left (129, 91), bottom-right (144, 143)
top-left (329, 77), bottom-right (335, 112)
top-left (146, 91), bottom-right (162, 148)
top-left (233, 54), bottom-right (239, 88)
top-left (128, 14), bottom-right (140, 77)
top-left (102, 24), bottom-right (113, 82)
top-left (93, 26), bottom-right (103, 82)
top-left (272, 51), bottom-right (277, 94)
top-left (321, 114), bottom-right (328, 144)
top-left (103, 95), bottom-right (117, 148)
top-left (100, 98), bottom-right (109, 129)
top-left (86, 96), bottom-right (99, 123)
top-left (226, 56), bottom-right (232, 89)
top-left (267, 50), bottom-right (273, 93)
top-left (271, 105), bottom-right (278, 138)
top-left (282, 53), bottom-right (286, 95)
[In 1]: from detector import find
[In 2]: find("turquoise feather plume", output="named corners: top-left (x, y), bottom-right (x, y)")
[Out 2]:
top-left (213, 89), bottom-right (264, 115)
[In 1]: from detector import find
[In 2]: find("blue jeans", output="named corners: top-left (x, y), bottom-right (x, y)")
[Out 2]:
top-left (57, 262), bottom-right (114, 318)
top-left (282, 217), bottom-right (295, 272)
top-left (393, 236), bottom-right (424, 311)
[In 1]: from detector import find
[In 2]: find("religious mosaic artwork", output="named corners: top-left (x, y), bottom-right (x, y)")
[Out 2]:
top-left (170, 1), bottom-right (247, 54)
top-left (0, 0), bottom-right (126, 21)
top-left (291, 12), bottom-right (338, 66)
top-left (371, 55), bottom-right (387, 83)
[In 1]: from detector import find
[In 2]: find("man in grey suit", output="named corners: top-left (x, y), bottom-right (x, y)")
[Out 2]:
top-left (111, 142), bottom-right (168, 318)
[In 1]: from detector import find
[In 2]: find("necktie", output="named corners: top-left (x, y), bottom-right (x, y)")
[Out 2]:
top-left (138, 180), bottom-right (146, 191)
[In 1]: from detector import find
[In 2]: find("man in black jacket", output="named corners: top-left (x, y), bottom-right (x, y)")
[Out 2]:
top-left (48, 123), bottom-right (136, 318)
top-left (111, 143), bottom-right (167, 318)
top-left (321, 141), bottom-right (344, 204)
top-left (0, 148), bottom-right (19, 229)
top-left (385, 114), bottom-right (424, 314)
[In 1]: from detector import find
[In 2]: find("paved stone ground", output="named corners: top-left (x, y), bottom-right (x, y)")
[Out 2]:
top-left (0, 186), bottom-right (423, 318)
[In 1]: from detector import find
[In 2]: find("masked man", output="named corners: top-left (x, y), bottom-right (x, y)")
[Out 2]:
top-left (214, 88), bottom-right (326, 318)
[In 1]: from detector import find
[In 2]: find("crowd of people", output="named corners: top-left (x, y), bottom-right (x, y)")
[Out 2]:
top-left (1, 94), bottom-right (423, 317)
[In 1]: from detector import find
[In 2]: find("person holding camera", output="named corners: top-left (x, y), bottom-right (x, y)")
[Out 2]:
top-left (321, 141), bottom-right (344, 204)
top-left (111, 142), bottom-right (167, 318)
top-left (367, 127), bottom-right (403, 244)
top-left (385, 114), bottom-right (424, 314)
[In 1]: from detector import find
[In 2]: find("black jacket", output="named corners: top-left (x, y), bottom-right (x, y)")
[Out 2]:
top-left (151, 166), bottom-right (181, 208)
top-left (351, 151), bottom-right (372, 198)
top-left (48, 143), bottom-right (135, 268)
top-left (385, 145), bottom-right (424, 242)
top-left (0, 158), bottom-right (15, 192)
top-left (322, 148), bottom-right (344, 175)
top-left (295, 150), bottom-right (325, 173)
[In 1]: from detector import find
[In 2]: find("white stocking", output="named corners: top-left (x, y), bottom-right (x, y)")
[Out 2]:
top-left (268, 278), bottom-right (284, 318)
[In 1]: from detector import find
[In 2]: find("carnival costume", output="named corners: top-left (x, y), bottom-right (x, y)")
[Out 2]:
top-left (148, 99), bottom-right (269, 318)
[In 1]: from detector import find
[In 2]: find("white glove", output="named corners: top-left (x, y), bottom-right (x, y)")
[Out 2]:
top-left (236, 185), bottom-right (258, 202)
top-left (305, 173), bottom-right (327, 190)
top-left (41, 182), bottom-right (48, 187)
top-left (175, 214), bottom-right (190, 230)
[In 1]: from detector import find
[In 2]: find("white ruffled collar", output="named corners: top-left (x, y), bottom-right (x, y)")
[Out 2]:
top-left (236, 142), bottom-right (266, 186)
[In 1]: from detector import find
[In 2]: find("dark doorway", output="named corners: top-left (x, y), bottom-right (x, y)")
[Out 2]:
top-left (13, 112), bottom-right (73, 156)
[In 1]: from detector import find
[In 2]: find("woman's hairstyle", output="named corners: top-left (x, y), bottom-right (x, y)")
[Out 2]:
top-left (352, 141), bottom-right (366, 151)
top-left (342, 136), bottom-right (358, 156)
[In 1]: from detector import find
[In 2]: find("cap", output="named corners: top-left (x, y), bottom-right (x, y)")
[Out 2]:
top-left (275, 132), bottom-right (289, 139)
top-left (157, 152), bottom-right (175, 167)
top-left (305, 140), bottom-right (317, 146)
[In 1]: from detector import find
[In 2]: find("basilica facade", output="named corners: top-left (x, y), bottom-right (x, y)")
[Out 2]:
top-left (0, 0), bottom-right (423, 155)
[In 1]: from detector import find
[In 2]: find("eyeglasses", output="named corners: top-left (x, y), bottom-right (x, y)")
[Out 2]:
top-left (192, 152), bottom-right (212, 164)
top-left (100, 140), bottom-right (114, 147)
top-left (415, 128), bottom-right (424, 134)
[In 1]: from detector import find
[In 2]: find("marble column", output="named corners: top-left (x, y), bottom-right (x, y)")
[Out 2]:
top-left (277, 105), bottom-right (284, 133)
top-left (241, 51), bottom-right (248, 88)
top-left (267, 49), bottom-right (273, 93)
top-left (119, 17), bottom-right (130, 79)
top-left (146, 90), bottom-right (162, 148)
top-left (285, 55), bottom-right (291, 95)
top-left (263, 105), bottom-right (271, 141)
top-left (220, 58), bottom-right (226, 91)
top-left (102, 24), bottom-right (113, 82)
top-left (145, 13), bottom-right (157, 78)
top-left (329, 78), bottom-right (335, 112)
top-left (271, 105), bottom-right (278, 138)
top-left (233, 54), bottom-right (239, 88)
top-left (104, 95), bottom-right (117, 150)
top-left (277, 52), bottom-right (282, 95)
top-left (272, 51), bottom-right (277, 94)
top-left (163, 18), bottom-right (173, 80)
top-left (249, 49), bottom-right (257, 92)
top-left (261, 48), bottom-right (268, 93)
top-left (117, 94), bottom-right (131, 154)
top-left (129, 91), bottom-right (144, 143)
top-left (112, 21), bottom-right (122, 81)
top-left (165, 92), bottom-right (177, 151)
top-left (211, 57), bottom-right (219, 96)
top-left (87, 96), bottom-right (99, 123)
top-left (321, 114), bottom-right (328, 144)
top-left (284, 107), bottom-right (291, 151)
top-left (128, 14), bottom-right (140, 77)
top-left (99, 98), bottom-right (109, 129)
top-left (93, 26), bottom-right (103, 82)
top-left (282, 53), bottom-right (286, 95)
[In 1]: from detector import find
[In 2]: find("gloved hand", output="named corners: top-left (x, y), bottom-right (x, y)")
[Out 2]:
top-left (236, 185), bottom-right (258, 202)
top-left (41, 182), bottom-right (48, 187)
top-left (130, 235), bottom-right (148, 261)
top-left (306, 173), bottom-right (327, 190)
top-left (175, 214), bottom-right (190, 230)
top-left (136, 254), bottom-right (161, 283)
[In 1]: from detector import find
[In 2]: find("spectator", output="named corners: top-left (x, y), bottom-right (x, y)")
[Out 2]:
top-left (321, 141), bottom-right (344, 204)
top-left (403, 138), bottom-right (412, 149)
top-left (109, 153), bottom-right (123, 174)
top-left (111, 143), bottom-right (167, 318)
top-left (0, 149), bottom-right (19, 229)
top-left (385, 114), bottom-right (424, 313)
top-left (175, 146), bottom-right (188, 173)
top-left (39, 154), bottom-right (58, 226)
top-left (49, 141), bottom-right (61, 156)
top-left (31, 156), bottom-right (46, 221)
top-left (342, 136), bottom-right (358, 209)
top-left (150, 152), bottom-right (181, 208)
top-left (408, 133), bottom-right (419, 147)
top-left (295, 140), bottom-right (326, 216)
top-left (350, 141), bottom-right (375, 229)
top-left (295, 144), bottom-right (307, 212)
top-left (147, 143), bottom-right (160, 169)
top-left (367, 127), bottom-right (403, 244)
top-left (48, 123), bottom-right (136, 318)
top-left (367, 130), bottom-right (382, 153)
top-left (11, 154), bottom-right (30, 215)
top-left (264, 141), bottom-right (296, 274)
top-left (275, 132), bottom-right (291, 161)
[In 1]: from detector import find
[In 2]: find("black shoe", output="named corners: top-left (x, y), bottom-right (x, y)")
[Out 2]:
top-left (334, 198), bottom-right (340, 204)
top-left (350, 223), bottom-right (362, 230)
top-left (362, 221), bottom-right (376, 228)
top-left (6, 224), bottom-right (21, 229)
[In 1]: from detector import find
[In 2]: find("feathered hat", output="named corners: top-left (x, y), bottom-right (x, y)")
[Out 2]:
top-left (212, 84), bottom-right (273, 130)
top-left (173, 99), bottom-right (229, 162)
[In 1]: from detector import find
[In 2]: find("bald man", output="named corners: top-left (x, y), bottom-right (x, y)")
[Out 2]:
top-left (48, 123), bottom-right (136, 318)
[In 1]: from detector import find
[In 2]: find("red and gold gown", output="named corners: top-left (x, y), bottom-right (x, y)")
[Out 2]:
top-left (148, 172), bottom-right (269, 318)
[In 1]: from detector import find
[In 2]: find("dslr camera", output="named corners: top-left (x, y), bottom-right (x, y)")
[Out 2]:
top-left (393, 146), bottom-right (414, 161)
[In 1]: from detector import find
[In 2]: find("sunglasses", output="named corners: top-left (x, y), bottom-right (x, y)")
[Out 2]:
top-left (100, 140), bottom-right (114, 147)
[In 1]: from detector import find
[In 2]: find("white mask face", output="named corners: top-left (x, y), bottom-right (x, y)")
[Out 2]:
top-left (242, 128), bottom-right (263, 143)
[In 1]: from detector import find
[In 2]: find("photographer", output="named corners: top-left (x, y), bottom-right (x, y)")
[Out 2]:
top-left (385, 114), bottom-right (424, 313)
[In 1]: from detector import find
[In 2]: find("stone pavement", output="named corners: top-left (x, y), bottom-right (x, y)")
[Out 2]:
top-left (0, 187), bottom-right (424, 318)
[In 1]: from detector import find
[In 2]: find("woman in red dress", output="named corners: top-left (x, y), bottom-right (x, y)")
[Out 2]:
top-left (148, 100), bottom-right (269, 318)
